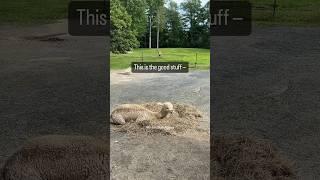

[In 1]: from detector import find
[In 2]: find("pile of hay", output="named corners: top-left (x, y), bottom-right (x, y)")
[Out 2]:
top-left (212, 136), bottom-right (296, 180)
top-left (115, 102), bottom-right (203, 135)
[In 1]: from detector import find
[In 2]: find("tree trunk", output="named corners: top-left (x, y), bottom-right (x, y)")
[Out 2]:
top-left (157, 14), bottom-right (160, 49)
top-left (149, 16), bottom-right (152, 49)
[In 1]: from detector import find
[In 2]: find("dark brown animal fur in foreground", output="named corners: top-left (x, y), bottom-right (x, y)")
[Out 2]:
top-left (1, 135), bottom-right (109, 180)
top-left (212, 135), bottom-right (296, 180)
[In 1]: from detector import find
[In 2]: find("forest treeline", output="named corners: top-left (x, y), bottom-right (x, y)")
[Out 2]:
top-left (111, 0), bottom-right (210, 53)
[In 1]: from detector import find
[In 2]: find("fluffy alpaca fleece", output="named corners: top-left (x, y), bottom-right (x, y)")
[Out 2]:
top-left (110, 102), bottom-right (174, 125)
top-left (1, 135), bottom-right (109, 180)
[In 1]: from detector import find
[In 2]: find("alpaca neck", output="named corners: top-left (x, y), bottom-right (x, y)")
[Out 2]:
top-left (155, 108), bottom-right (168, 119)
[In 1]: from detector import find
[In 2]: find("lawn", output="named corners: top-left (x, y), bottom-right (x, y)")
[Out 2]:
top-left (111, 48), bottom-right (210, 70)
top-left (0, 0), bottom-right (69, 24)
top-left (249, 0), bottom-right (320, 26)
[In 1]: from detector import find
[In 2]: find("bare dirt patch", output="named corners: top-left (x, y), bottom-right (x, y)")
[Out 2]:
top-left (212, 135), bottom-right (296, 180)
top-left (113, 102), bottom-right (203, 135)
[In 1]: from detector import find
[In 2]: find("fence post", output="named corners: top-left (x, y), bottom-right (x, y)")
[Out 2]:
top-left (195, 53), bottom-right (198, 68)
top-left (273, 0), bottom-right (277, 17)
top-left (141, 50), bottom-right (144, 62)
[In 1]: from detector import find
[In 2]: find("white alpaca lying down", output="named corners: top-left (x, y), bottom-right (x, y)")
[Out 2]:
top-left (1, 135), bottom-right (109, 180)
top-left (110, 102), bottom-right (174, 125)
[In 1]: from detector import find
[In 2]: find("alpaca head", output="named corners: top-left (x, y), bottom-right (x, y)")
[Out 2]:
top-left (157, 102), bottom-right (174, 118)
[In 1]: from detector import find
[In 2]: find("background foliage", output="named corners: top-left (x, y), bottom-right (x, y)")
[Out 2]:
top-left (111, 0), bottom-right (210, 53)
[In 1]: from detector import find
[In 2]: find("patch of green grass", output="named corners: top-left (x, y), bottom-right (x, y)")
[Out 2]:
top-left (249, 0), bottom-right (320, 26)
top-left (111, 48), bottom-right (210, 70)
top-left (0, 0), bottom-right (69, 24)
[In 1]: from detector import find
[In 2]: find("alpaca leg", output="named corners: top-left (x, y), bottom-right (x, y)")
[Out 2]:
top-left (111, 114), bottom-right (126, 125)
top-left (135, 116), bottom-right (150, 127)
top-left (136, 115), bottom-right (152, 126)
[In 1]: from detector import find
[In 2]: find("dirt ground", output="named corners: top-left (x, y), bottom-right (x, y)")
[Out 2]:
top-left (110, 132), bottom-right (209, 180)
top-left (0, 20), bottom-right (320, 179)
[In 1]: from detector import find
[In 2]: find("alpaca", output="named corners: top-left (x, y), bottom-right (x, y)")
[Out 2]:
top-left (110, 102), bottom-right (174, 125)
top-left (1, 135), bottom-right (109, 180)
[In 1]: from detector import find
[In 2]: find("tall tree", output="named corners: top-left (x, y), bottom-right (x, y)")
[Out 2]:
top-left (146, 0), bottom-right (155, 48)
top-left (120, 0), bottom-right (148, 37)
top-left (181, 0), bottom-right (203, 47)
top-left (146, 0), bottom-right (165, 49)
top-left (111, 0), bottom-right (139, 53)
top-left (149, 15), bottom-right (152, 48)
top-left (198, 1), bottom-right (210, 48)
top-left (156, 5), bottom-right (166, 50)
top-left (165, 1), bottom-right (184, 47)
